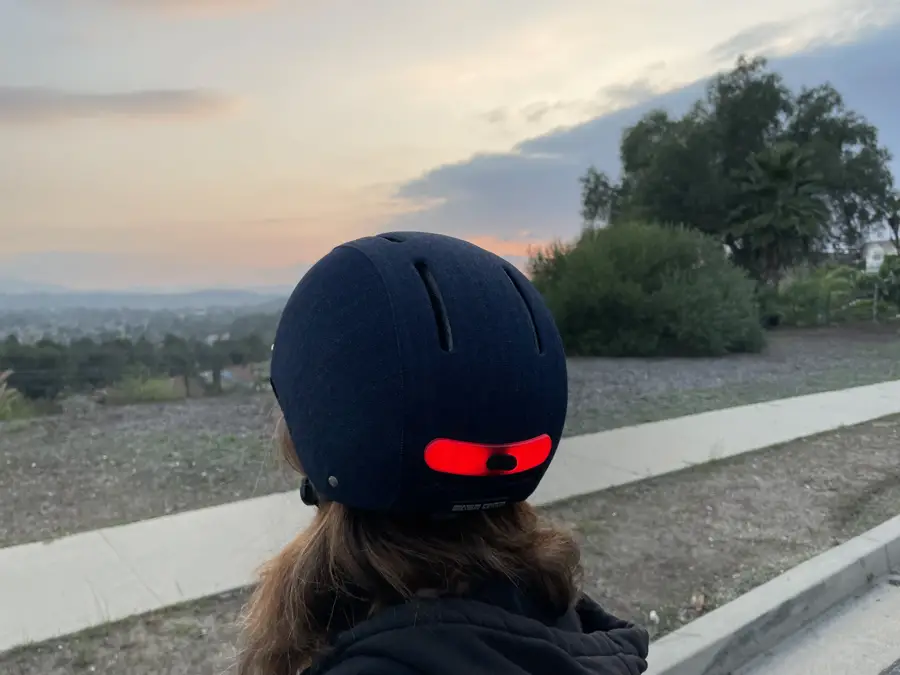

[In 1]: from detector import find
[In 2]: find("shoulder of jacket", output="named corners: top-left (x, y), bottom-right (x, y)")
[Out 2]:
top-left (315, 654), bottom-right (420, 675)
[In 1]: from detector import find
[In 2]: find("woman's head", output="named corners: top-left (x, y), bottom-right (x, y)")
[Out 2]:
top-left (268, 232), bottom-right (569, 514)
top-left (242, 232), bottom-right (575, 674)
top-left (238, 419), bottom-right (581, 675)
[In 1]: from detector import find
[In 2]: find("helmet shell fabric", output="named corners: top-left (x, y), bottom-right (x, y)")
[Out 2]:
top-left (270, 232), bottom-right (567, 513)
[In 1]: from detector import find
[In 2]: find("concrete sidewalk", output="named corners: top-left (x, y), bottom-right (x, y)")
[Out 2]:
top-left (4, 380), bottom-right (900, 653)
top-left (739, 576), bottom-right (900, 675)
top-left (645, 512), bottom-right (900, 675)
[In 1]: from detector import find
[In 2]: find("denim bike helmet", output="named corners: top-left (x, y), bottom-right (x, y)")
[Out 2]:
top-left (270, 231), bottom-right (567, 514)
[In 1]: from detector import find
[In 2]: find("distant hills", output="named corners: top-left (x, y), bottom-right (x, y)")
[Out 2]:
top-left (0, 277), bottom-right (70, 295)
top-left (0, 286), bottom-right (290, 312)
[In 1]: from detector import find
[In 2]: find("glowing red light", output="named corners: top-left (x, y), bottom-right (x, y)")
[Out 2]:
top-left (424, 435), bottom-right (552, 476)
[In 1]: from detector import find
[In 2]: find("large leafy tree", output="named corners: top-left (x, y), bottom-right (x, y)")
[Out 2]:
top-left (581, 56), bottom-right (895, 282)
top-left (786, 84), bottom-right (895, 249)
top-left (0, 339), bottom-right (71, 400)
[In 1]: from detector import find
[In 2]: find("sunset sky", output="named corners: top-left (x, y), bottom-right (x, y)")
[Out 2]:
top-left (1, 0), bottom-right (898, 290)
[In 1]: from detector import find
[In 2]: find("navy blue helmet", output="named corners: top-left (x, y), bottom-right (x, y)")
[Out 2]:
top-left (270, 232), bottom-right (567, 514)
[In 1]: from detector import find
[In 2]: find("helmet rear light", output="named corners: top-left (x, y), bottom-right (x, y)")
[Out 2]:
top-left (424, 435), bottom-right (552, 477)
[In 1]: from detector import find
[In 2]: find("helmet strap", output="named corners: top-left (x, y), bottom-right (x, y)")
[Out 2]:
top-left (299, 476), bottom-right (320, 507)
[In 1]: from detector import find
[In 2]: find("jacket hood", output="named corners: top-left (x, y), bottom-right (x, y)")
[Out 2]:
top-left (307, 583), bottom-right (649, 675)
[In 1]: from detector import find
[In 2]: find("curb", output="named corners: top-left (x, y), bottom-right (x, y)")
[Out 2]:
top-left (645, 513), bottom-right (900, 675)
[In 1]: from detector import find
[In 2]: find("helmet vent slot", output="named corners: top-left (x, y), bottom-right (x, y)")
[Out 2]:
top-left (414, 261), bottom-right (453, 352)
top-left (380, 234), bottom-right (405, 243)
top-left (503, 267), bottom-right (543, 354)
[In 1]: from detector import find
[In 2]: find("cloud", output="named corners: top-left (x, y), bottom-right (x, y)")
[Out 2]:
top-left (481, 73), bottom-right (667, 129)
top-left (0, 87), bottom-right (236, 124)
top-left (709, 1), bottom-right (900, 65)
top-left (387, 21), bottom-right (900, 247)
top-left (480, 2), bottom-right (900, 133)
top-left (90, 0), bottom-right (276, 17)
top-left (708, 21), bottom-right (796, 63)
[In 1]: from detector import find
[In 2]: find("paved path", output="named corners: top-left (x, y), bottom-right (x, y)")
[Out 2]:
top-left (738, 577), bottom-right (900, 675)
top-left (4, 380), bottom-right (900, 653)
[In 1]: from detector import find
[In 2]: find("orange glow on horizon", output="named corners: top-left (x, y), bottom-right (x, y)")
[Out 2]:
top-left (467, 235), bottom-right (548, 259)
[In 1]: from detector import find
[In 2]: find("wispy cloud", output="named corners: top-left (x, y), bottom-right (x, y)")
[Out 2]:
top-left (91, 0), bottom-right (277, 16)
top-left (709, 2), bottom-right (900, 65)
top-left (0, 87), bottom-right (236, 124)
top-left (483, 76), bottom-right (665, 128)
top-left (708, 21), bottom-right (795, 63)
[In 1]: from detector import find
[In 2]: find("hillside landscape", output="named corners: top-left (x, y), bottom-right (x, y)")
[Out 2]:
top-left (4, 7), bottom-right (900, 674)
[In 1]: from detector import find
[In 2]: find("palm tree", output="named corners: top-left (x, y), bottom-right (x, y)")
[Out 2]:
top-left (728, 141), bottom-right (829, 286)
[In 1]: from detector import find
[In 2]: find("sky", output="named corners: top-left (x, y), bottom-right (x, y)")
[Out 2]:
top-left (1, 0), bottom-right (898, 291)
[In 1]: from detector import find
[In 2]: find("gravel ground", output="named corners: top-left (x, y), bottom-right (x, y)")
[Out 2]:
top-left (564, 326), bottom-right (900, 435)
top-left (5, 413), bottom-right (900, 674)
top-left (2, 328), bottom-right (900, 548)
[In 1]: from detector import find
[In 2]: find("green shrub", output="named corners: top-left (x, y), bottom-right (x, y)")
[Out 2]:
top-left (103, 376), bottom-right (184, 405)
top-left (0, 370), bottom-right (38, 421)
top-left (876, 255), bottom-right (900, 316)
top-left (530, 223), bottom-right (764, 357)
top-left (775, 264), bottom-right (862, 327)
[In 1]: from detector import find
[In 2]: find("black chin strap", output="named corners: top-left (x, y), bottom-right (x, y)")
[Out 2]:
top-left (299, 476), bottom-right (319, 507)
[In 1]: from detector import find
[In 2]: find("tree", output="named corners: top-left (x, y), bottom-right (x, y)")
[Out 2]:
top-left (131, 336), bottom-right (161, 376)
top-left (238, 334), bottom-right (269, 363)
top-left (160, 334), bottom-right (196, 395)
top-left (580, 168), bottom-right (622, 228)
top-left (195, 340), bottom-right (232, 394)
top-left (580, 56), bottom-right (895, 281)
top-left (0, 339), bottom-right (70, 400)
top-left (728, 141), bottom-right (829, 285)
top-left (786, 85), bottom-right (895, 249)
top-left (0, 330), bottom-right (274, 402)
top-left (67, 338), bottom-right (130, 390)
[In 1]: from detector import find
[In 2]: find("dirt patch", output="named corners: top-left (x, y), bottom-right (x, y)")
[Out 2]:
top-left (0, 395), bottom-right (296, 548)
top-left (3, 330), bottom-right (900, 548)
top-left (547, 414), bottom-right (900, 637)
top-left (563, 329), bottom-right (900, 435)
top-left (1, 591), bottom-right (249, 675)
top-left (5, 414), bottom-right (900, 674)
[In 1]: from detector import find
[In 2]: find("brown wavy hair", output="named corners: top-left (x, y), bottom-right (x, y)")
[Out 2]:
top-left (237, 414), bottom-right (582, 675)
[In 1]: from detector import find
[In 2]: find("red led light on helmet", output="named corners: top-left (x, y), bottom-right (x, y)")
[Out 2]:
top-left (424, 435), bottom-right (552, 476)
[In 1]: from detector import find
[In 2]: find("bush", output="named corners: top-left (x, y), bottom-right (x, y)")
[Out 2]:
top-left (0, 369), bottom-right (37, 421)
top-left (775, 264), bottom-right (862, 327)
top-left (877, 255), bottom-right (900, 316)
top-left (530, 223), bottom-right (764, 356)
top-left (103, 376), bottom-right (184, 405)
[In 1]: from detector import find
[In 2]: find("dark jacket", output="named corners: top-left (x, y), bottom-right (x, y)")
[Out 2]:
top-left (305, 583), bottom-right (649, 675)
